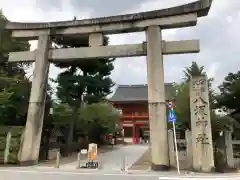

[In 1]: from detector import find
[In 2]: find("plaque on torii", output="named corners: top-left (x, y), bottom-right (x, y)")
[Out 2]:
top-left (3, 0), bottom-right (213, 171)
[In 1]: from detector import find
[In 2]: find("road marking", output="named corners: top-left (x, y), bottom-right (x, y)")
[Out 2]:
top-left (158, 176), bottom-right (240, 180)
top-left (0, 169), bottom-right (163, 177)
top-left (111, 168), bottom-right (121, 171)
top-left (0, 168), bottom-right (239, 179)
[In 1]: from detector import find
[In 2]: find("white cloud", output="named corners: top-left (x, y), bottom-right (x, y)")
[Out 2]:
top-left (206, 62), bottom-right (220, 79)
top-left (0, 0), bottom-right (239, 89)
top-left (110, 0), bottom-right (195, 85)
top-left (0, 0), bottom-right (92, 83)
top-left (111, 0), bottom-right (240, 86)
top-left (0, 0), bottom-right (91, 22)
top-left (208, 0), bottom-right (238, 18)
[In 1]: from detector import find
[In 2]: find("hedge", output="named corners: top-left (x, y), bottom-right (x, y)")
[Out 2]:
top-left (0, 126), bottom-right (24, 164)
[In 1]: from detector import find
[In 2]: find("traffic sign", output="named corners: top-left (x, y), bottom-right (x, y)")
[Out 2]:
top-left (166, 102), bottom-right (179, 174)
top-left (167, 101), bottom-right (174, 110)
top-left (168, 109), bottom-right (176, 122)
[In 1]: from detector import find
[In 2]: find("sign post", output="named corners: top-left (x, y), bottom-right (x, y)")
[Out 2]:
top-left (167, 102), bottom-right (180, 174)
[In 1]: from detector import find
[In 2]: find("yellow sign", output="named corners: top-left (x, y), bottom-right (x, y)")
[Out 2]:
top-left (88, 143), bottom-right (98, 160)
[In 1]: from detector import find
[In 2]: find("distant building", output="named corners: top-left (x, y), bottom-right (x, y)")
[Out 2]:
top-left (109, 84), bottom-right (175, 144)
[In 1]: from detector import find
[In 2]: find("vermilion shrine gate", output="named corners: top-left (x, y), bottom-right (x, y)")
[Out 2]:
top-left (110, 84), bottom-right (175, 144)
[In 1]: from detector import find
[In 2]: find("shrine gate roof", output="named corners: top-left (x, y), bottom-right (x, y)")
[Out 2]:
top-left (109, 84), bottom-right (175, 102)
top-left (5, 0), bottom-right (212, 31)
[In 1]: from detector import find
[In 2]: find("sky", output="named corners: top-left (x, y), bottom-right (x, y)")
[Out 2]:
top-left (0, 0), bottom-right (240, 91)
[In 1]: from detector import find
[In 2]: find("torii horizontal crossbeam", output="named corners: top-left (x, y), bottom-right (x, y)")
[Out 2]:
top-left (8, 40), bottom-right (199, 62)
top-left (6, 0), bottom-right (212, 30)
top-left (10, 14), bottom-right (197, 40)
top-left (5, 0), bottom-right (212, 39)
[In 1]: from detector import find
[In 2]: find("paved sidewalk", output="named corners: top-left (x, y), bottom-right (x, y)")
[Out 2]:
top-left (98, 144), bottom-right (148, 171)
top-left (128, 147), bottom-right (150, 170)
top-left (60, 144), bottom-right (148, 171)
top-left (38, 145), bottom-right (122, 167)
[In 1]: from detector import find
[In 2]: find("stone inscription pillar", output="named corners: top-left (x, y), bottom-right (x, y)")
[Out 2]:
top-left (19, 31), bottom-right (51, 165)
top-left (190, 76), bottom-right (214, 172)
top-left (146, 25), bottom-right (169, 171)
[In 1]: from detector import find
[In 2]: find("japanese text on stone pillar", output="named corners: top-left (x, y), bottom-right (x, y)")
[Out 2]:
top-left (192, 78), bottom-right (210, 145)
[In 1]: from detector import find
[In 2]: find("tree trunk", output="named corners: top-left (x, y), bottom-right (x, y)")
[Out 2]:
top-left (66, 119), bottom-right (75, 154)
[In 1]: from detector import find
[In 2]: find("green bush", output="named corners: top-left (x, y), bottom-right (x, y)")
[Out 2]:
top-left (0, 126), bottom-right (23, 164)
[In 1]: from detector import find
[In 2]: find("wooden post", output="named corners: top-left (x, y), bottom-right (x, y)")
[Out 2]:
top-left (121, 155), bottom-right (126, 171)
top-left (76, 152), bottom-right (81, 169)
top-left (168, 130), bottom-right (176, 167)
top-left (4, 131), bottom-right (12, 164)
top-left (55, 150), bottom-right (60, 168)
top-left (132, 124), bottom-right (136, 144)
top-left (98, 155), bottom-right (103, 170)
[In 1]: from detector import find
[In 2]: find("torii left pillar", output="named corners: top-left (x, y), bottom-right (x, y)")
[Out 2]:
top-left (19, 31), bottom-right (51, 165)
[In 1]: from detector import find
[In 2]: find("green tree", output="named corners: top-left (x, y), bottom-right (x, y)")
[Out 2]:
top-left (0, 10), bottom-right (31, 125)
top-left (174, 62), bottom-right (239, 140)
top-left (183, 61), bottom-right (215, 106)
top-left (214, 70), bottom-right (240, 144)
top-left (174, 82), bottom-right (191, 129)
top-left (216, 71), bottom-right (240, 111)
top-left (52, 103), bottom-right (75, 127)
top-left (53, 36), bottom-right (115, 105)
top-left (51, 102), bottom-right (120, 144)
top-left (183, 61), bottom-right (206, 82)
top-left (78, 102), bottom-right (120, 143)
top-left (52, 36), bottom-right (115, 151)
top-left (0, 10), bottom-right (29, 58)
top-left (174, 61), bottom-right (208, 129)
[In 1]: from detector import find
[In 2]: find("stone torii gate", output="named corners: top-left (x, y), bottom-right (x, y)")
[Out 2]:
top-left (4, 0), bottom-right (212, 170)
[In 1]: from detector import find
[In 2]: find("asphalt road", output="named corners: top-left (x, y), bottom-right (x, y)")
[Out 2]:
top-left (0, 169), bottom-right (157, 180)
top-left (0, 168), bottom-right (239, 180)
top-left (1, 145), bottom-right (239, 180)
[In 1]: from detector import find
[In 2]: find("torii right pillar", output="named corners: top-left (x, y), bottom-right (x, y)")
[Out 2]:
top-left (145, 0), bottom-right (213, 171)
top-left (146, 25), bottom-right (169, 171)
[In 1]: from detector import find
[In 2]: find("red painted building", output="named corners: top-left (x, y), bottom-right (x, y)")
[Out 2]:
top-left (109, 84), bottom-right (175, 144)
